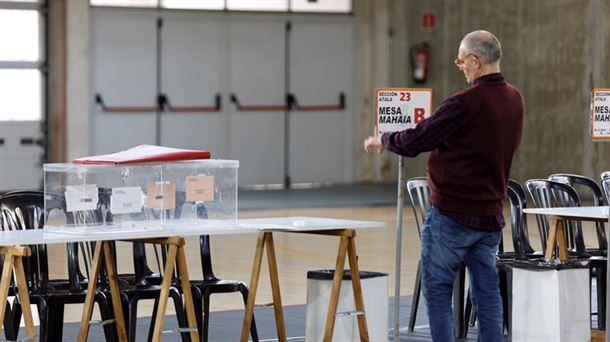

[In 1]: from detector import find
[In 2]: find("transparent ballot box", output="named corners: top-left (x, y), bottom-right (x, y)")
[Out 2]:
top-left (43, 160), bottom-right (238, 233)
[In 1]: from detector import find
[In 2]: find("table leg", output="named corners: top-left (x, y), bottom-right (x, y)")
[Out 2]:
top-left (102, 242), bottom-right (128, 341)
top-left (347, 235), bottom-right (369, 341)
top-left (323, 235), bottom-right (349, 342)
top-left (265, 233), bottom-right (286, 341)
top-left (0, 256), bottom-right (13, 338)
top-left (545, 217), bottom-right (569, 261)
top-left (0, 247), bottom-right (35, 339)
top-left (176, 243), bottom-right (201, 342)
top-left (152, 243), bottom-right (178, 342)
top-left (554, 219), bottom-right (568, 260)
top-left (241, 233), bottom-right (266, 342)
top-left (13, 254), bottom-right (36, 339)
top-left (545, 217), bottom-right (559, 260)
top-left (78, 242), bottom-right (104, 342)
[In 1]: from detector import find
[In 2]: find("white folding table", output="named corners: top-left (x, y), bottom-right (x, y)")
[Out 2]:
top-left (0, 216), bottom-right (385, 342)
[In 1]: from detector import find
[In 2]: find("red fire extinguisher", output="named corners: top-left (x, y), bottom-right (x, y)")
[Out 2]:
top-left (410, 42), bottom-right (430, 84)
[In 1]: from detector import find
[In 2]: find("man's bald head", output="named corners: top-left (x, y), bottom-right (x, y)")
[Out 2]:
top-left (460, 30), bottom-right (502, 65)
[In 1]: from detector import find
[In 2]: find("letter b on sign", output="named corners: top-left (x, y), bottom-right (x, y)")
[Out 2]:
top-left (414, 108), bottom-right (425, 123)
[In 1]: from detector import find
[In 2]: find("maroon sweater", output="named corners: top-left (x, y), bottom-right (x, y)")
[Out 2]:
top-left (382, 73), bottom-right (524, 229)
top-left (428, 74), bottom-right (524, 218)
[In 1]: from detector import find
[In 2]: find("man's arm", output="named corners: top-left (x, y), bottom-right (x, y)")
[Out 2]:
top-left (380, 96), bottom-right (468, 157)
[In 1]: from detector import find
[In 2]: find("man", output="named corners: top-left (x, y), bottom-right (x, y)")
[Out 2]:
top-left (364, 30), bottom-right (524, 341)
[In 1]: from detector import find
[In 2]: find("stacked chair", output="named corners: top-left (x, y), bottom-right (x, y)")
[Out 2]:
top-left (0, 191), bottom-right (117, 341)
top-left (404, 177), bottom-right (470, 338)
top-left (525, 175), bottom-right (608, 329)
top-left (466, 180), bottom-right (538, 338)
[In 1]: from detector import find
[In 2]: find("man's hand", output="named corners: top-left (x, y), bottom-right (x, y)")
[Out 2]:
top-left (364, 135), bottom-right (384, 154)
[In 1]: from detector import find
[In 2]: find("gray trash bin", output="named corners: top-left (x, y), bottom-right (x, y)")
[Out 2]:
top-left (499, 259), bottom-right (590, 341)
top-left (305, 269), bottom-right (388, 342)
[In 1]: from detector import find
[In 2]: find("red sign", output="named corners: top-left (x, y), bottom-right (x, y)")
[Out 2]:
top-left (422, 11), bottom-right (436, 32)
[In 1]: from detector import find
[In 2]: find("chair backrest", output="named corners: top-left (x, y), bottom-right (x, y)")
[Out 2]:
top-left (506, 180), bottom-right (535, 259)
top-left (602, 171), bottom-right (610, 181)
top-left (603, 177), bottom-right (610, 205)
top-left (548, 173), bottom-right (607, 251)
top-left (525, 179), bottom-right (588, 257)
top-left (549, 173), bottom-right (605, 205)
top-left (405, 177), bottom-right (431, 238)
top-left (0, 191), bottom-right (49, 290)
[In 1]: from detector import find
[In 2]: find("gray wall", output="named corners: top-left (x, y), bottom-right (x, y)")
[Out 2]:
top-left (385, 0), bottom-right (610, 182)
top-left (47, 0), bottom-right (609, 184)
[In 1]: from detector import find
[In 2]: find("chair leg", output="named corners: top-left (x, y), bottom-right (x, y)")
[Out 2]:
top-left (98, 292), bottom-right (118, 342)
top-left (36, 299), bottom-right (49, 342)
top-left (169, 287), bottom-right (190, 342)
top-left (597, 265), bottom-right (606, 330)
top-left (203, 291), bottom-right (211, 342)
top-left (146, 296), bottom-right (160, 342)
top-left (240, 286), bottom-right (259, 342)
top-left (129, 296), bottom-right (140, 342)
top-left (5, 299), bottom-right (19, 341)
top-left (463, 290), bottom-right (472, 336)
top-left (409, 260), bottom-right (422, 331)
top-left (454, 264), bottom-right (466, 338)
top-left (191, 286), bottom-right (203, 337)
top-left (49, 302), bottom-right (65, 341)
top-left (498, 266), bottom-right (513, 337)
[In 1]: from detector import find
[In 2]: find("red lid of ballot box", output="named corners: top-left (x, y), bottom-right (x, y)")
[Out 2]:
top-left (72, 145), bottom-right (211, 165)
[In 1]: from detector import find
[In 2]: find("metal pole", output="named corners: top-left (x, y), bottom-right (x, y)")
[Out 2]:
top-left (606, 205), bottom-right (610, 342)
top-left (393, 156), bottom-right (405, 341)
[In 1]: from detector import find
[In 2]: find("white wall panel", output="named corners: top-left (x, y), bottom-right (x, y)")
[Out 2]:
top-left (289, 19), bottom-right (355, 183)
top-left (228, 18), bottom-right (287, 185)
top-left (89, 9), bottom-right (357, 186)
top-left (0, 121), bottom-right (42, 191)
top-left (91, 9), bottom-right (158, 154)
top-left (160, 13), bottom-right (227, 157)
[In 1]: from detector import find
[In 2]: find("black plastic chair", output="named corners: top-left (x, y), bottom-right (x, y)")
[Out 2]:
top-left (526, 178), bottom-right (607, 329)
top-left (548, 173), bottom-right (608, 329)
top-left (549, 173), bottom-right (607, 252)
top-left (404, 177), bottom-right (470, 338)
top-left (525, 179), bottom-right (588, 257)
top-left (101, 189), bottom-right (190, 342)
top-left (181, 203), bottom-right (259, 342)
top-left (495, 181), bottom-right (542, 337)
top-left (129, 195), bottom-right (252, 342)
top-left (0, 191), bottom-right (117, 342)
top-left (506, 180), bottom-right (538, 258)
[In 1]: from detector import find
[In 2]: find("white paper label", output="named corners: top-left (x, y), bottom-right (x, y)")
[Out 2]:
top-left (65, 185), bottom-right (98, 212)
top-left (110, 186), bottom-right (143, 214)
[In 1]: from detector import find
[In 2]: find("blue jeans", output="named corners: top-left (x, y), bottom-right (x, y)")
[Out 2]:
top-left (421, 207), bottom-right (503, 342)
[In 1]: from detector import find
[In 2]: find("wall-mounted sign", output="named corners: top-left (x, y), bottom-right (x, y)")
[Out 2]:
top-left (375, 88), bottom-right (432, 136)
top-left (592, 88), bottom-right (610, 140)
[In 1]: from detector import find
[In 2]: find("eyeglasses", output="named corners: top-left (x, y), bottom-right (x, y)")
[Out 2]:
top-left (454, 53), bottom-right (477, 67)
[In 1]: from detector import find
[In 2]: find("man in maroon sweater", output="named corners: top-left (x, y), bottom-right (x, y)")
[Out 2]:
top-left (365, 30), bottom-right (524, 341)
